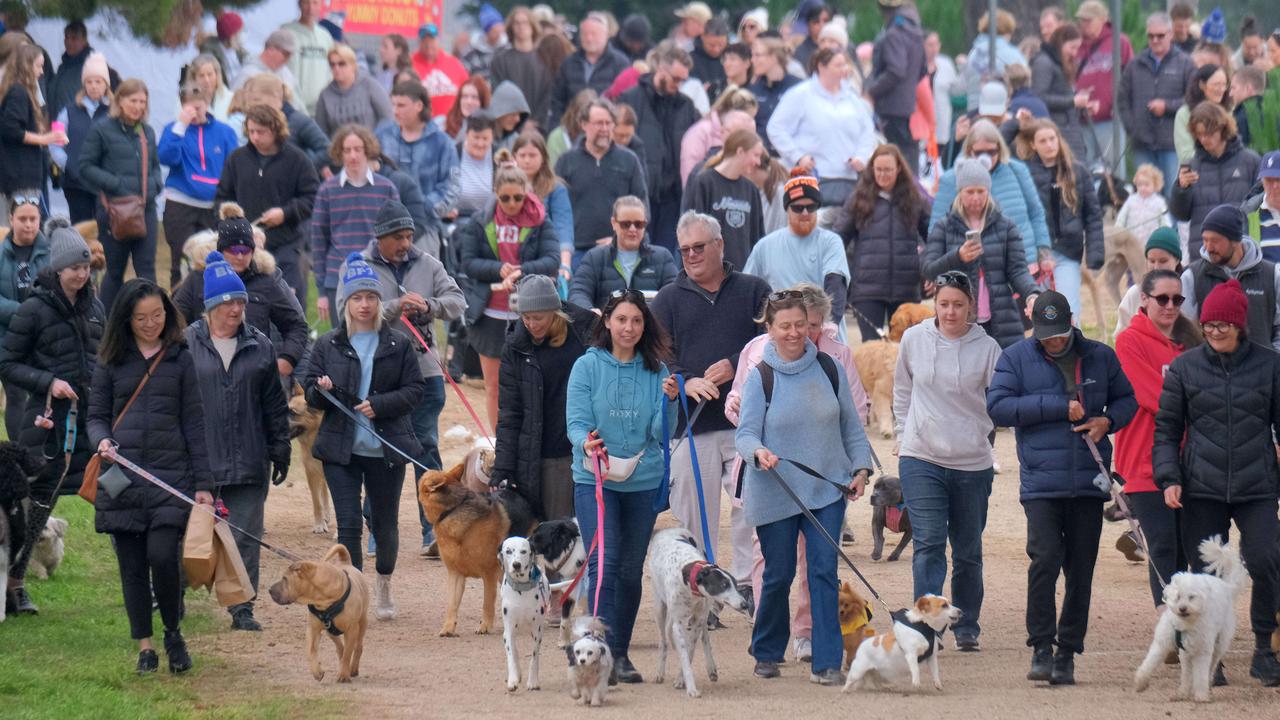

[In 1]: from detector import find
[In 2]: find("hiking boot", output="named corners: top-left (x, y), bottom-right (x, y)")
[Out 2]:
top-left (1049, 650), bottom-right (1075, 686)
top-left (230, 605), bottom-right (262, 632)
top-left (810, 668), bottom-right (845, 686)
top-left (1115, 531), bottom-right (1146, 563)
top-left (374, 574), bottom-right (396, 621)
top-left (7, 586), bottom-right (38, 615)
top-left (754, 661), bottom-right (781, 679)
top-left (136, 649), bottom-right (159, 674)
top-left (1213, 662), bottom-right (1228, 687)
top-left (1027, 645), bottom-right (1053, 681)
top-left (1249, 648), bottom-right (1280, 686)
top-left (613, 655), bottom-right (642, 683)
top-left (955, 634), bottom-right (980, 652)
top-left (164, 629), bottom-right (192, 674)
top-left (793, 637), bottom-right (813, 663)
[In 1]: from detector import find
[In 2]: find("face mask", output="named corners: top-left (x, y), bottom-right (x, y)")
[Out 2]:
top-left (976, 152), bottom-right (995, 171)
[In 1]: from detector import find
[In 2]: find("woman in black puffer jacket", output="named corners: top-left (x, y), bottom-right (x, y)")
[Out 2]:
top-left (492, 275), bottom-right (596, 520)
top-left (839, 144), bottom-right (930, 341)
top-left (1152, 278), bottom-right (1280, 685)
top-left (1029, 25), bottom-right (1088, 162)
top-left (303, 253), bottom-right (424, 621)
top-left (0, 219), bottom-right (103, 616)
top-left (87, 279), bottom-right (211, 675)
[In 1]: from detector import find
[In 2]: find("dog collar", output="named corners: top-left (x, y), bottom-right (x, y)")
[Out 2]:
top-left (684, 560), bottom-right (710, 597)
top-left (890, 608), bottom-right (941, 661)
top-left (307, 575), bottom-right (352, 637)
top-left (841, 606), bottom-right (873, 636)
top-left (505, 565), bottom-right (543, 593)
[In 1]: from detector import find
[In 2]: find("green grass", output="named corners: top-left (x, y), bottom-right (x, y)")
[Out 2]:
top-left (0, 501), bottom-right (344, 720)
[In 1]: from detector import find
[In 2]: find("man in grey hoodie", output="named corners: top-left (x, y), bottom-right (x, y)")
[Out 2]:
top-left (1180, 204), bottom-right (1280, 350)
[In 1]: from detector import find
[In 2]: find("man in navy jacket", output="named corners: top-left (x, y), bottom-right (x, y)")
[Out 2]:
top-left (987, 290), bottom-right (1136, 687)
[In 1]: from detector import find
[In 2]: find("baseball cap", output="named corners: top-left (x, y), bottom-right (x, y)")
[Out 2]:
top-left (266, 29), bottom-right (297, 55)
top-left (978, 81), bottom-right (1008, 117)
top-left (1259, 151), bottom-right (1280, 179)
top-left (419, 22), bottom-right (439, 39)
top-left (675, 2), bottom-right (713, 24)
top-left (1031, 291), bottom-right (1073, 340)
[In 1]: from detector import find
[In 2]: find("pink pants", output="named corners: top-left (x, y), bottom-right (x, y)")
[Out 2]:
top-left (750, 530), bottom-right (812, 639)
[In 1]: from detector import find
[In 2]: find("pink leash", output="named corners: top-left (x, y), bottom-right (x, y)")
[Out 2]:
top-left (557, 449), bottom-right (607, 616)
top-left (399, 316), bottom-right (494, 449)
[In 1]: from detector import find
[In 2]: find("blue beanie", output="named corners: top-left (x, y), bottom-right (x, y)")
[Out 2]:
top-left (203, 251), bottom-right (248, 311)
top-left (1201, 8), bottom-right (1226, 45)
top-left (340, 252), bottom-right (382, 299)
top-left (479, 3), bottom-right (504, 33)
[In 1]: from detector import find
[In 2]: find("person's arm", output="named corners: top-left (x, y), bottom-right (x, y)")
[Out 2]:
top-left (1004, 223), bottom-right (1040, 300)
top-left (1031, 56), bottom-right (1073, 111)
top-left (732, 368), bottom-right (767, 461)
top-left (156, 121), bottom-right (186, 167)
top-left (215, 151), bottom-right (238, 205)
top-left (825, 273), bottom-right (848, 320)
top-left (259, 345), bottom-right (292, 464)
top-left (986, 350), bottom-right (1070, 427)
top-left (928, 172), bottom-right (955, 231)
top-left (1272, 264), bottom-right (1280, 352)
top-left (1014, 161), bottom-right (1052, 258)
top-left (920, 220), bottom-right (963, 279)
top-left (547, 185), bottom-right (574, 252)
top-left (1168, 171), bottom-right (1194, 222)
top-left (1114, 195), bottom-right (1132, 229)
top-left (313, 95), bottom-right (332, 137)
top-left (627, 151), bottom-right (648, 204)
top-left (268, 273), bottom-right (310, 366)
top-left (459, 220), bottom-right (506, 282)
top-left (1178, 266), bottom-right (1198, 321)
top-left (835, 364), bottom-right (874, 476)
top-left (1151, 359), bottom-right (1188, 490)
top-left (491, 342), bottom-right (524, 484)
top-left (310, 185), bottom-right (332, 287)
top-left (425, 145), bottom-right (460, 220)
top-left (0, 301), bottom-right (52, 394)
top-left (679, 121), bottom-right (707, 188)
top-left (723, 337), bottom-right (760, 427)
top-left (891, 332), bottom-right (914, 440)
top-left (371, 84), bottom-right (394, 133)
top-left (178, 353), bottom-right (214, 491)
top-left (76, 124), bottom-right (119, 195)
top-left (765, 87), bottom-right (805, 167)
top-left (1114, 333), bottom-right (1163, 415)
top-left (565, 355), bottom-right (595, 452)
top-left (520, 222), bottom-right (561, 277)
top-left (85, 361), bottom-right (116, 450)
top-left (568, 251), bottom-right (597, 309)
top-left (548, 63), bottom-right (571, 131)
top-left (1102, 349), bottom-right (1138, 433)
top-left (282, 155), bottom-right (320, 227)
top-left (1080, 171), bottom-right (1105, 271)
top-left (49, 107), bottom-right (70, 170)
top-left (864, 34), bottom-right (905, 101)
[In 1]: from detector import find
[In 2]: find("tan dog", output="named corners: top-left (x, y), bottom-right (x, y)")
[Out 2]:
top-left (268, 544), bottom-right (371, 683)
top-left (853, 304), bottom-right (933, 438)
top-left (887, 303), bottom-right (934, 342)
top-left (840, 581), bottom-right (876, 671)
top-left (287, 384), bottom-right (332, 534)
top-left (419, 462), bottom-right (537, 636)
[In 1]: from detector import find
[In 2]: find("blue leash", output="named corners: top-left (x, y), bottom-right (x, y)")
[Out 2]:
top-left (656, 374), bottom-right (715, 564)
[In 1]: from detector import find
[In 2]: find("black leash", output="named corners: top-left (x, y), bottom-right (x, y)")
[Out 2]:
top-left (315, 386), bottom-right (431, 473)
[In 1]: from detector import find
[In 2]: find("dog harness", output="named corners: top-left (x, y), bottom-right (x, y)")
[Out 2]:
top-left (504, 564), bottom-right (543, 593)
top-left (683, 560), bottom-right (711, 597)
top-left (308, 575), bottom-right (352, 637)
top-left (885, 503), bottom-right (907, 534)
top-left (841, 605), bottom-right (873, 636)
top-left (890, 608), bottom-right (943, 661)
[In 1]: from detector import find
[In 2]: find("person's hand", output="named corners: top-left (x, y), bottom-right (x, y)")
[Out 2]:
top-left (258, 207), bottom-right (285, 227)
top-left (1024, 293), bottom-right (1039, 318)
top-left (958, 237), bottom-right (982, 263)
top-left (276, 358), bottom-right (295, 376)
top-left (797, 155), bottom-right (816, 172)
top-left (354, 400), bottom-right (376, 419)
top-left (177, 104), bottom-right (197, 125)
top-left (892, 442), bottom-right (900, 457)
top-left (445, 208), bottom-right (459, 220)
top-left (953, 115), bottom-right (972, 141)
top-left (97, 438), bottom-right (115, 457)
top-left (1178, 166), bottom-right (1199, 188)
top-left (1015, 107), bottom-right (1033, 122)
top-left (662, 375), bottom-right (679, 400)
top-left (1037, 248), bottom-right (1055, 275)
top-left (271, 458), bottom-right (290, 486)
top-left (754, 447), bottom-right (779, 470)
top-left (195, 490), bottom-right (214, 505)
top-left (584, 430), bottom-right (606, 456)
top-left (316, 375), bottom-right (334, 391)
top-left (921, 279), bottom-right (936, 298)
top-left (1073, 91), bottom-right (1091, 109)
top-left (49, 379), bottom-right (78, 400)
top-left (703, 359), bottom-right (735, 386)
top-left (1087, 100), bottom-right (1100, 115)
top-left (316, 295), bottom-right (330, 320)
top-left (725, 393), bottom-right (740, 417)
top-left (1163, 484), bottom-right (1182, 509)
top-left (1067, 400), bottom-right (1085, 422)
top-left (1147, 98), bottom-right (1166, 117)
top-left (399, 291), bottom-right (428, 315)
top-left (683, 376), bottom-right (721, 402)
top-left (501, 269), bottom-right (523, 291)
top-left (1073, 416), bottom-right (1111, 443)
top-left (848, 157), bottom-right (866, 173)
top-left (559, 264), bottom-right (572, 282)
top-left (595, 236), bottom-right (612, 246)
top-left (847, 470), bottom-right (868, 501)
top-left (499, 262), bottom-right (519, 278)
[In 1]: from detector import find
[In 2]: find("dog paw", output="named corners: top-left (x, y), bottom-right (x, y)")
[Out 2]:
top-left (888, 554), bottom-right (902, 562)
top-left (439, 629), bottom-right (458, 638)
top-left (506, 682), bottom-right (518, 692)
top-left (673, 677), bottom-right (685, 689)
top-left (709, 670), bottom-right (718, 682)
top-left (337, 674), bottom-right (352, 684)
top-left (312, 523), bottom-right (328, 534)
top-left (871, 554), bottom-right (883, 562)
top-left (590, 699), bottom-right (602, 707)
top-left (476, 626), bottom-right (492, 635)
top-left (686, 686), bottom-right (701, 698)
top-left (313, 671), bottom-right (325, 682)
top-left (653, 674), bottom-right (664, 685)
top-left (1134, 676), bottom-right (1149, 693)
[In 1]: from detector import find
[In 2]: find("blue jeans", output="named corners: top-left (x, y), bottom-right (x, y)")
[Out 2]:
top-left (753, 498), bottom-right (846, 673)
top-left (574, 483), bottom-right (659, 658)
top-left (1051, 252), bottom-right (1082, 319)
top-left (899, 457), bottom-right (993, 639)
top-left (1086, 120), bottom-right (1126, 179)
top-left (413, 376), bottom-right (446, 544)
top-left (1132, 147), bottom-right (1180, 201)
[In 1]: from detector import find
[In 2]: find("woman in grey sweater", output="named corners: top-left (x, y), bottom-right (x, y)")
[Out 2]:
top-left (314, 44), bottom-right (393, 136)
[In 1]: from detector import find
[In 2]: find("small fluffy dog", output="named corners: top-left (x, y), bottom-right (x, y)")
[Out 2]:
top-left (268, 544), bottom-right (371, 683)
top-left (852, 304), bottom-right (933, 438)
top-left (1134, 536), bottom-right (1246, 703)
top-left (840, 582), bottom-right (876, 671)
top-left (869, 475), bottom-right (912, 562)
top-left (500, 537), bottom-right (550, 692)
top-left (647, 527), bottom-right (752, 698)
top-left (28, 516), bottom-right (68, 580)
top-left (529, 517), bottom-right (587, 645)
top-left (844, 594), bottom-right (961, 692)
top-left (287, 384), bottom-right (331, 534)
top-left (566, 616), bottom-right (612, 706)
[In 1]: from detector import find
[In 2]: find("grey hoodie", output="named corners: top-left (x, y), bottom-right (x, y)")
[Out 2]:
top-left (489, 80), bottom-right (531, 152)
top-left (1179, 239), bottom-right (1280, 350)
top-left (893, 320), bottom-right (1001, 471)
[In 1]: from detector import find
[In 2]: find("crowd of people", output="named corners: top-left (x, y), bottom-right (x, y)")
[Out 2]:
top-left (2, 0), bottom-right (1280, 694)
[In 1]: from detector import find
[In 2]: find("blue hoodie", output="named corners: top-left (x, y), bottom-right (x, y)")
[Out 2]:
top-left (157, 115), bottom-right (238, 205)
top-left (375, 121), bottom-right (460, 231)
top-left (566, 347), bottom-right (673, 492)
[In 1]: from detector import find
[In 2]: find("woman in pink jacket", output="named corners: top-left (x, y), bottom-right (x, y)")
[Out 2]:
top-left (725, 282), bottom-right (867, 662)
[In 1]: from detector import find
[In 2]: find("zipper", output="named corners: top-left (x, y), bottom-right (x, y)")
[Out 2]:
top-left (1223, 353), bottom-right (1232, 503)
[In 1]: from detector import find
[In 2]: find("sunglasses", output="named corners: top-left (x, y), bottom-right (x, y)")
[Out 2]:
top-left (10, 194), bottom-right (39, 209)
top-left (767, 289), bottom-right (805, 302)
top-left (498, 193), bottom-right (526, 204)
top-left (615, 219), bottom-right (647, 230)
top-left (788, 204), bottom-right (818, 215)
top-left (935, 271), bottom-right (972, 291)
top-left (1147, 293), bottom-right (1185, 307)
top-left (224, 245), bottom-right (254, 256)
top-left (678, 241), bottom-right (711, 257)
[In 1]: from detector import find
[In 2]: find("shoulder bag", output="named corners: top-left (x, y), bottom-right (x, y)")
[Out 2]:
top-left (99, 125), bottom-right (150, 240)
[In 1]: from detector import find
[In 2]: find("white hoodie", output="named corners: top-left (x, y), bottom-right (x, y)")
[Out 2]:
top-left (893, 320), bottom-right (1002, 471)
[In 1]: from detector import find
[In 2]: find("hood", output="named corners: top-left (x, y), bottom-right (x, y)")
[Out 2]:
top-left (488, 80), bottom-right (530, 120)
top-left (921, 317), bottom-right (990, 346)
top-left (183, 230), bottom-right (277, 275)
top-left (585, 345), bottom-right (641, 369)
top-left (1128, 306), bottom-right (1191, 352)
top-left (1198, 235), bottom-right (1264, 274)
top-left (1242, 190), bottom-right (1267, 215)
top-left (916, 319), bottom-right (991, 390)
top-left (890, 5), bottom-right (922, 32)
top-left (1195, 134), bottom-right (1245, 163)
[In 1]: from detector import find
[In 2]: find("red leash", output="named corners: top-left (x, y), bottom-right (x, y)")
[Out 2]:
top-left (558, 449), bottom-right (607, 615)
top-left (399, 316), bottom-right (494, 449)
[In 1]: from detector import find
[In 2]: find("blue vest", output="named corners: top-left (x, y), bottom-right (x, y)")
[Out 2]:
top-left (63, 101), bottom-right (110, 191)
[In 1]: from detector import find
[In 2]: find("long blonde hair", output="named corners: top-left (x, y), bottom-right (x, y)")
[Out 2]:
top-left (1016, 119), bottom-right (1080, 212)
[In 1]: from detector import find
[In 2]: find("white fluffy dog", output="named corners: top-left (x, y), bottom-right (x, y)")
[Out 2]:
top-left (844, 594), bottom-right (962, 692)
top-left (499, 537), bottom-right (549, 692)
top-left (28, 516), bottom-right (68, 580)
top-left (566, 616), bottom-right (612, 706)
top-left (1134, 536), bottom-right (1246, 703)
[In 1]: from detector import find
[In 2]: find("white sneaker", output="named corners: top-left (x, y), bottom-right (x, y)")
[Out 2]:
top-left (793, 637), bottom-right (813, 663)
top-left (991, 447), bottom-right (1002, 475)
top-left (374, 574), bottom-right (396, 621)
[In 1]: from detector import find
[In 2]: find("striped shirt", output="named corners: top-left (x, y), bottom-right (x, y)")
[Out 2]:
top-left (311, 173), bottom-right (399, 289)
top-left (1253, 201), bottom-right (1280, 263)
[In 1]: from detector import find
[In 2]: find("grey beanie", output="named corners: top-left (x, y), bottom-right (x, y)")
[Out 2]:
top-left (512, 274), bottom-right (560, 313)
top-left (373, 200), bottom-right (416, 238)
top-left (954, 157), bottom-right (992, 192)
top-left (46, 218), bottom-right (91, 273)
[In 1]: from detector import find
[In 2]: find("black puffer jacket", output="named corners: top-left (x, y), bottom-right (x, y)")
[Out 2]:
top-left (302, 325), bottom-right (425, 466)
top-left (0, 86), bottom-right (47, 194)
top-left (457, 202), bottom-right (560, 325)
top-left (87, 342), bottom-right (212, 534)
top-left (184, 320), bottom-right (290, 488)
top-left (1153, 339), bottom-right (1280, 503)
top-left (569, 239), bottom-right (678, 309)
top-left (1170, 137), bottom-right (1262, 258)
top-left (1024, 155), bottom-right (1104, 269)
top-left (492, 302), bottom-right (596, 510)
top-left (618, 75), bottom-right (699, 203)
top-left (1030, 47), bottom-right (1087, 161)
top-left (0, 272), bottom-right (104, 492)
top-left (214, 143), bottom-right (319, 255)
top-left (172, 244), bottom-right (309, 366)
top-left (922, 208), bottom-right (1039, 349)
top-left (842, 195), bottom-right (929, 303)
top-left (78, 117), bottom-right (163, 205)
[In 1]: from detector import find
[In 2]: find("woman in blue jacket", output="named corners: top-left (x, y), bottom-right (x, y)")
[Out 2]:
top-left (566, 289), bottom-right (675, 684)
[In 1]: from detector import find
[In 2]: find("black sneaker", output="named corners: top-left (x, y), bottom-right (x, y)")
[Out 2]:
top-left (1213, 662), bottom-right (1228, 687)
top-left (1049, 650), bottom-right (1075, 686)
top-left (7, 586), bottom-right (38, 615)
top-left (164, 629), bottom-right (193, 674)
top-left (136, 649), bottom-right (159, 674)
top-left (1027, 645), bottom-right (1053, 681)
top-left (754, 661), bottom-right (781, 679)
top-left (230, 606), bottom-right (262, 632)
top-left (1249, 648), bottom-right (1280, 686)
top-left (955, 635), bottom-right (980, 652)
top-left (841, 532), bottom-right (856, 545)
top-left (810, 668), bottom-right (845, 686)
top-left (613, 655), bottom-right (643, 683)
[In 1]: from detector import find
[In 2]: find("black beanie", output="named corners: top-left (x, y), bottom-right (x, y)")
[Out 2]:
top-left (1201, 204), bottom-right (1245, 242)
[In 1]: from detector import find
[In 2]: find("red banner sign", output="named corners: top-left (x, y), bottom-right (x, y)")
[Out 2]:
top-left (330, 0), bottom-right (444, 37)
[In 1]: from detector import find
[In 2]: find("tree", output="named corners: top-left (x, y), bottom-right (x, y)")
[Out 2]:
top-left (7, 0), bottom-right (264, 47)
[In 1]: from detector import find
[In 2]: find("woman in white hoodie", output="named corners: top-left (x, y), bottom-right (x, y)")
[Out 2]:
top-left (892, 270), bottom-right (1001, 652)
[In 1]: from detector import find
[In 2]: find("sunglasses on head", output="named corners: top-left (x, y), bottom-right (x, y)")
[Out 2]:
top-left (615, 219), bottom-right (647, 230)
top-left (767, 289), bottom-right (805, 302)
top-left (1148, 293), bottom-right (1185, 307)
top-left (498, 193), bottom-right (526, 204)
top-left (935, 271), bottom-right (972, 292)
top-left (10, 194), bottom-right (39, 209)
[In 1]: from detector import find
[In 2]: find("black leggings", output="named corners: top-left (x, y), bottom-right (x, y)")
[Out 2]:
top-left (324, 456), bottom-right (404, 575)
top-left (1182, 497), bottom-right (1280, 643)
top-left (1126, 490), bottom-right (1187, 608)
top-left (113, 526), bottom-right (183, 640)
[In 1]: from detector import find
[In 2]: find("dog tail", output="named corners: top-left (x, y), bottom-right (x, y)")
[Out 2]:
top-left (1198, 535), bottom-right (1246, 590)
top-left (324, 543), bottom-right (354, 566)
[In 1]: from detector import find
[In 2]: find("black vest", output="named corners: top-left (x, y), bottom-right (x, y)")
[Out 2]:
top-left (63, 101), bottom-right (110, 191)
top-left (1192, 257), bottom-right (1276, 344)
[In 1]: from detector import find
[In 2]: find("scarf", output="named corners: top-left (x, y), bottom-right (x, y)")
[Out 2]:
top-left (494, 191), bottom-right (547, 230)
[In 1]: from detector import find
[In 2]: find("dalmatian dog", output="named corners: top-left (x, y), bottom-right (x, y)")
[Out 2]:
top-left (499, 536), bottom-right (549, 692)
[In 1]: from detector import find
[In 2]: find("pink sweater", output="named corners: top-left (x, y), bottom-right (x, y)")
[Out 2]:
top-left (680, 113), bottom-right (723, 188)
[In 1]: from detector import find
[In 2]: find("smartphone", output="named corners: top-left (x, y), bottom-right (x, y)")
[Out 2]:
top-left (964, 229), bottom-right (981, 245)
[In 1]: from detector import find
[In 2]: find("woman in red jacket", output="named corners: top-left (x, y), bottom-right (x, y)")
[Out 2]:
top-left (1113, 268), bottom-right (1202, 608)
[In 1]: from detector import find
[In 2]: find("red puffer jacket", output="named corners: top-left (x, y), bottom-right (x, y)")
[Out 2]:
top-left (1114, 310), bottom-right (1185, 494)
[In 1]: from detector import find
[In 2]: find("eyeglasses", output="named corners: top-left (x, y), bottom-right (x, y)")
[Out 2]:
top-left (224, 245), bottom-right (254, 256)
top-left (935, 271), bottom-right (972, 292)
top-left (1148, 293), bottom-right (1185, 307)
top-left (678, 241), bottom-right (712, 257)
top-left (1147, 32), bottom-right (1169, 40)
top-left (767, 289), bottom-right (805, 302)
top-left (498, 193), bottom-right (526, 204)
top-left (615, 219), bottom-right (647, 230)
top-left (1202, 322), bottom-right (1234, 335)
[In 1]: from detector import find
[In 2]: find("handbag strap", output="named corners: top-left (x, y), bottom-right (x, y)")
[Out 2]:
top-left (112, 346), bottom-right (166, 431)
top-left (136, 124), bottom-right (148, 203)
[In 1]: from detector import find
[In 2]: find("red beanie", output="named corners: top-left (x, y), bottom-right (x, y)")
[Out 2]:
top-left (1199, 278), bottom-right (1248, 330)
top-left (217, 12), bottom-right (244, 42)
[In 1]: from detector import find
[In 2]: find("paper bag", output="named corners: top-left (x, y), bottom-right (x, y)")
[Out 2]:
top-left (182, 508), bottom-right (217, 590)
top-left (212, 520), bottom-right (253, 607)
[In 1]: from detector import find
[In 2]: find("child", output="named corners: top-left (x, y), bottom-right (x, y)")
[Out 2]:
top-left (1115, 164), bottom-right (1171, 249)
